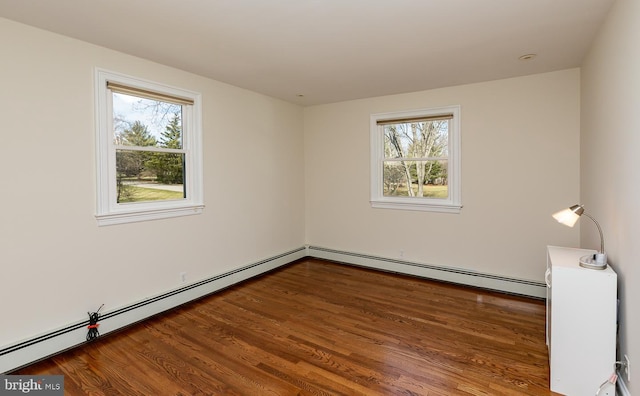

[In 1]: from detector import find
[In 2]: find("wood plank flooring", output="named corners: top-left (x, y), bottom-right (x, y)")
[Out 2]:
top-left (14, 259), bottom-right (557, 395)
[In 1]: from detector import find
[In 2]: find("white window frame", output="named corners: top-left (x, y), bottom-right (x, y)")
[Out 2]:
top-left (94, 68), bottom-right (204, 226)
top-left (370, 105), bottom-right (461, 213)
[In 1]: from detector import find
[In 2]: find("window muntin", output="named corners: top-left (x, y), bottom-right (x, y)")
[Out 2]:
top-left (370, 106), bottom-right (461, 213)
top-left (95, 69), bottom-right (204, 226)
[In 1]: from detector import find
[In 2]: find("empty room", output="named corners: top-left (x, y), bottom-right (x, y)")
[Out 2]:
top-left (0, 1), bottom-right (638, 395)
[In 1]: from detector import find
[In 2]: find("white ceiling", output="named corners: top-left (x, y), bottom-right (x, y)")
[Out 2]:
top-left (0, 0), bottom-right (615, 106)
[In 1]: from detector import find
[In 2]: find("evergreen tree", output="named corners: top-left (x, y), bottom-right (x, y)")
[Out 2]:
top-left (119, 120), bottom-right (157, 147)
top-left (159, 113), bottom-right (182, 149)
top-left (146, 113), bottom-right (184, 184)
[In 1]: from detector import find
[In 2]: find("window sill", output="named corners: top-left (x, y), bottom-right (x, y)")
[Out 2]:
top-left (96, 205), bottom-right (204, 226)
top-left (370, 200), bottom-right (462, 214)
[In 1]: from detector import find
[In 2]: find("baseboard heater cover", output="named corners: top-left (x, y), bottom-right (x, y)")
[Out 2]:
top-left (307, 245), bottom-right (546, 299)
top-left (0, 247), bottom-right (306, 374)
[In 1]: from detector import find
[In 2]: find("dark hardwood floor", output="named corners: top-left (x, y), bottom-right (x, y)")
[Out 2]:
top-left (14, 259), bottom-right (557, 395)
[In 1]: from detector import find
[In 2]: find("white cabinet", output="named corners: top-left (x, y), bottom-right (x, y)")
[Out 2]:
top-left (546, 246), bottom-right (617, 395)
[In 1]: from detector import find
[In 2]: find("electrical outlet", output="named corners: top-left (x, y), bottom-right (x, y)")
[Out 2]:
top-left (624, 354), bottom-right (631, 382)
top-left (180, 272), bottom-right (187, 283)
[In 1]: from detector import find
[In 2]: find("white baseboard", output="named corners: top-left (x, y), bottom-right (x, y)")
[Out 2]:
top-left (0, 247), bottom-right (306, 374)
top-left (307, 246), bottom-right (547, 299)
top-left (1, 245), bottom-right (547, 374)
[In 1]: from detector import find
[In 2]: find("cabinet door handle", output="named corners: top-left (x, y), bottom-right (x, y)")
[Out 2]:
top-left (544, 268), bottom-right (551, 288)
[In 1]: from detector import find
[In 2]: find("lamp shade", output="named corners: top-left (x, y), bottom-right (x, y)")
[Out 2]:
top-left (552, 204), bottom-right (584, 227)
top-left (552, 204), bottom-right (607, 269)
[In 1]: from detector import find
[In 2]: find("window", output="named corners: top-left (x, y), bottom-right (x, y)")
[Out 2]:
top-left (370, 106), bottom-right (461, 213)
top-left (95, 69), bottom-right (204, 226)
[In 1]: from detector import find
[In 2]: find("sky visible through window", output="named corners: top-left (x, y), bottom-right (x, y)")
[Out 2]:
top-left (112, 93), bottom-right (181, 142)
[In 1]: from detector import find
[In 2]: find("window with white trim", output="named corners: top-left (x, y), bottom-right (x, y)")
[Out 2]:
top-left (370, 106), bottom-right (461, 213)
top-left (95, 69), bottom-right (204, 226)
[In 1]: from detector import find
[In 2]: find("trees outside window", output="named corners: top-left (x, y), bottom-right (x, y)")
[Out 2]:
top-left (146, 113), bottom-right (185, 185)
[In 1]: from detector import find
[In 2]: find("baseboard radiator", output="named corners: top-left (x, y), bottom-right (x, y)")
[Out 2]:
top-left (307, 246), bottom-right (546, 299)
top-left (0, 247), bottom-right (306, 374)
top-left (1, 245), bottom-right (545, 373)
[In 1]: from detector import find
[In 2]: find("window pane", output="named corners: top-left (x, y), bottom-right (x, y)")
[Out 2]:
top-left (383, 120), bottom-right (448, 159)
top-left (116, 150), bottom-right (185, 203)
top-left (383, 160), bottom-right (448, 198)
top-left (371, 105), bottom-right (460, 213)
top-left (113, 92), bottom-right (183, 149)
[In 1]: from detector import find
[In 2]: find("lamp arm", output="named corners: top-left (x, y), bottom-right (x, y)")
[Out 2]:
top-left (583, 212), bottom-right (605, 254)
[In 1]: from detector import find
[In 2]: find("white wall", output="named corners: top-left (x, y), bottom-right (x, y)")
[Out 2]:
top-left (0, 18), bottom-right (305, 348)
top-left (581, 0), bottom-right (639, 393)
top-left (304, 69), bottom-right (581, 282)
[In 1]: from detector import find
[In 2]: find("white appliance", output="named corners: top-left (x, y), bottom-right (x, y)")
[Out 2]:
top-left (546, 245), bottom-right (617, 395)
